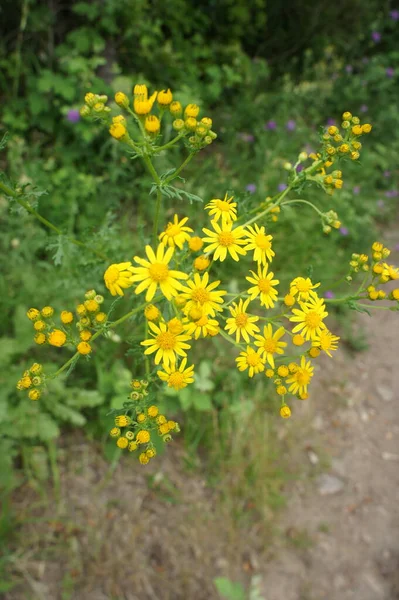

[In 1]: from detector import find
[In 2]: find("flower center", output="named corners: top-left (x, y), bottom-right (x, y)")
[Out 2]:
top-left (168, 318), bottom-right (184, 334)
top-left (218, 231), bottom-right (235, 246)
top-left (263, 338), bottom-right (277, 353)
top-left (105, 265), bottom-right (120, 284)
top-left (191, 288), bottom-right (210, 304)
top-left (305, 311), bottom-right (322, 329)
top-left (235, 313), bottom-right (249, 327)
top-left (189, 307), bottom-right (203, 321)
top-left (156, 331), bottom-right (176, 350)
top-left (196, 315), bottom-right (208, 326)
top-left (149, 262), bottom-right (169, 282)
top-left (168, 371), bottom-right (185, 389)
top-left (258, 278), bottom-right (271, 293)
top-left (216, 200), bottom-right (231, 212)
top-left (296, 279), bottom-right (310, 292)
top-left (247, 352), bottom-right (261, 366)
top-left (319, 333), bottom-right (332, 350)
top-left (166, 224), bottom-right (181, 237)
top-left (296, 369), bottom-right (311, 386)
top-left (254, 234), bottom-right (271, 250)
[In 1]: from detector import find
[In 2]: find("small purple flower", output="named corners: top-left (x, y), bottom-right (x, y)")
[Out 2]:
top-left (296, 164), bottom-right (304, 173)
top-left (390, 9), bottom-right (399, 20)
top-left (345, 65), bottom-right (353, 74)
top-left (353, 186), bottom-right (361, 195)
top-left (372, 31), bottom-right (381, 43)
top-left (327, 118), bottom-right (336, 126)
top-left (246, 184), bottom-right (257, 194)
top-left (385, 189), bottom-right (398, 198)
top-left (278, 183), bottom-right (288, 192)
top-left (377, 199), bottom-right (385, 209)
top-left (324, 291), bottom-right (335, 299)
top-left (339, 227), bottom-right (349, 236)
top-left (265, 120), bottom-right (277, 130)
top-left (384, 170), bottom-right (391, 178)
top-left (286, 119), bottom-right (296, 131)
top-left (66, 109), bottom-right (80, 123)
top-left (360, 104), bottom-right (368, 113)
top-left (386, 67), bottom-right (394, 78)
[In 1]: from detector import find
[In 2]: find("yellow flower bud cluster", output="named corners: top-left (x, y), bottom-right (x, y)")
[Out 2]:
top-left (109, 379), bottom-right (179, 463)
top-left (16, 362), bottom-right (44, 401)
top-left (349, 252), bottom-right (369, 274)
top-left (80, 93), bottom-right (111, 119)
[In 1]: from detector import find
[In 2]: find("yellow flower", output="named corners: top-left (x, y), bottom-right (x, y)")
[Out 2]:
top-left (48, 330), bottom-right (67, 347)
top-left (286, 355), bottom-right (314, 396)
top-left (34, 320), bottom-right (46, 331)
top-left (244, 224), bottom-right (274, 265)
top-left (235, 346), bottom-right (266, 377)
top-left (170, 101), bottom-right (182, 116)
top-left (109, 123), bottom-right (127, 140)
top-left (290, 277), bottom-right (320, 301)
top-left (115, 415), bottom-right (131, 427)
top-left (246, 264), bottom-right (279, 308)
top-left (205, 194), bottom-right (237, 225)
top-left (277, 365), bottom-right (289, 377)
top-left (139, 452), bottom-right (150, 464)
top-left (145, 114), bottom-right (160, 134)
top-left (167, 317), bottom-right (185, 335)
top-left (284, 294), bottom-right (296, 307)
top-left (280, 405), bottom-right (291, 419)
top-left (159, 215), bottom-right (193, 249)
top-left (95, 312), bottom-right (107, 324)
top-left (313, 329), bottom-right (340, 357)
top-left (80, 330), bottom-right (92, 341)
top-left (147, 405), bottom-right (159, 417)
top-left (292, 334), bottom-right (305, 346)
top-left (34, 333), bottom-right (46, 345)
top-left (41, 306), bottom-right (54, 318)
top-left (202, 220), bottom-right (247, 261)
top-left (184, 103), bottom-right (200, 118)
top-left (141, 321), bottom-right (191, 367)
top-left (85, 299), bottom-right (99, 312)
top-left (180, 272), bottom-right (226, 317)
top-left (61, 311), bottom-right (73, 324)
top-left (110, 427), bottom-right (121, 438)
top-left (290, 296), bottom-right (328, 341)
top-left (144, 304), bottom-right (160, 321)
top-left (136, 429), bottom-right (150, 444)
top-left (117, 437), bottom-right (129, 449)
top-left (77, 342), bottom-right (92, 355)
top-left (184, 314), bottom-right (219, 339)
top-left (157, 357), bottom-right (194, 390)
top-left (27, 308), bottom-right (40, 321)
top-left (133, 91), bottom-right (157, 115)
top-left (225, 298), bottom-right (260, 343)
top-left (194, 255), bottom-right (210, 271)
top-left (104, 262), bottom-right (134, 296)
top-left (130, 244), bottom-right (188, 302)
top-left (29, 389), bottom-right (40, 401)
top-left (188, 236), bottom-right (204, 252)
top-left (254, 324), bottom-right (287, 368)
top-left (115, 92), bottom-right (129, 108)
top-left (158, 89), bottom-right (173, 106)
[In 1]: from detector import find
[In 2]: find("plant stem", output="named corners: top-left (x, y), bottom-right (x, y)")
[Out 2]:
top-left (154, 133), bottom-right (184, 153)
top-left (280, 198), bottom-right (324, 217)
top-left (164, 153), bottom-right (195, 184)
top-left (0, 181), bottom-right (108, 260)
top-left (141, 154), bottom-right (161, 184)
top-left (153, 188), bottom-right (162, 245)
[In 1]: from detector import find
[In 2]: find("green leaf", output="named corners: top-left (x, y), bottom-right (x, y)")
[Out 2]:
top-left (192, 393), bottom-right (212, 411)
top-left (214, 577), bottom-right (246, 600)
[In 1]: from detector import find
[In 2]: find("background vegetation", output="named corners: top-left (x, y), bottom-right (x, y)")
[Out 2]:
top-left (0, 1), bottom-right (398, 596)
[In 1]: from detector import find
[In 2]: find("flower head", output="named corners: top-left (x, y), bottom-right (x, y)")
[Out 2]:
top-left (104, 262), bottom-right (134, 296)
top-left (244, 224), bottom-right (275, 265)
top-left (313, 329), bottom-right (340, 357)
top-left (157, 357), bottom-right (194, 390)
top-left (286, 355), bottom-right (314, 396)
top-left (67, 109), bottom-right (80, 123)
top-left (246, 264), bottom-right (279, 308)
top-left (184, 314), bottom-right (219, 339)
top-left (225, 298), bottom-right (260, 343)
top-left (159, 215), bottom-right (193, 249)
top-left (289, 296), bottom-right (328, 340)
top-left (202, 220), bottom-right (247, 262)
top-left (180, 272), bottom-right (226, 317)
top-left (254, 324), bottom-right (287, 368)
top-left (48, 330), bottom-right (67, 347)
top-left (236, 346), bottom-right (266, 377)
top-left (205, 193), bottom-right (237, 225)
top-left (290, 277), bottom-right (320, 301)
top-left (130, 244), bottom-right (188, 302)
top-left (141, 321), bottom-right (191, 367)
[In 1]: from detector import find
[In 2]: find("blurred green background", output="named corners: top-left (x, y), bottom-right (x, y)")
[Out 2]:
top-left (0, 1), bottom-right (398, 598)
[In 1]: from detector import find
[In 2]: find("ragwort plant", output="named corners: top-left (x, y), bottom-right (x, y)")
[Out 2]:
top-left (4, 83), bottom-right (399, 466)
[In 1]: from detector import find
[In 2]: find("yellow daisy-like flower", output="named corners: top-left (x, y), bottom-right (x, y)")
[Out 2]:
top-left (104, 262), bottom-right (134, 297)
top-left (188, 236), bottom-right (204, 252)
top-left (184, 314), bottom-right (219, 339)
top-left (290, 277), bottom-right (320, 301)
top-left (157, 357), bottom-right (194, 390)
top-left (130, 244), bottom-right (188, 302)
top-left (180, 272), bottom-right (226, 317)
top-left (205, 193), bottom-right (237, 225)
top-left (225, 298), bottom-right (260, 343)
top-left (313, 329), bottom-right (340, 357)
top-left (141, 321), bottom-right (191, 367)
top-left (290, 296), bottom-right (328, 341)
top-left (202, 220), bottom-right (247, 262)
top-left (236, 346), bottom-right (266, 377)
top-left (254, 324), bottom-right (287, 368)
top-left (244, 224), bottom-right (275, 265)
top-left (286, 355), bottom-right (314, 396)
top-left (246, 264), bottom-right (279, 308)
top-left (159, 214), bottom-right (193, 250)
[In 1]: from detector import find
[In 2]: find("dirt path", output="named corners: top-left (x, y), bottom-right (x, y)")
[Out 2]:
top-left (6, 249), bottom-right (399, 600)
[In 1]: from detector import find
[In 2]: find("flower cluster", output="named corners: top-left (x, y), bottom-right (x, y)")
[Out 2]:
top-left (26, 290), bottom-right (107, 355)
top-left (16, 362), bottom-right (45, 401)
top-left (347, 241), bottom-right (399, 301)
top-left (109, 379), bottom-right (179, 464)
top-left (80, 83), bottom-right (217, 153)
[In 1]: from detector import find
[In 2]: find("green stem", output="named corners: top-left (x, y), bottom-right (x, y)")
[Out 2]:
top-left (153, 188), bottom-right (162, 245)
top-left (164, 153), bottom-right (195, 184)
top-left (141, 154), bottom-right (161, 184)
top-left (280, 198), bottom-right (324, 217)
top-left (0, 181), bottom-right (108, 260)
top-left (154, 133), bottom-right (185, 153)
